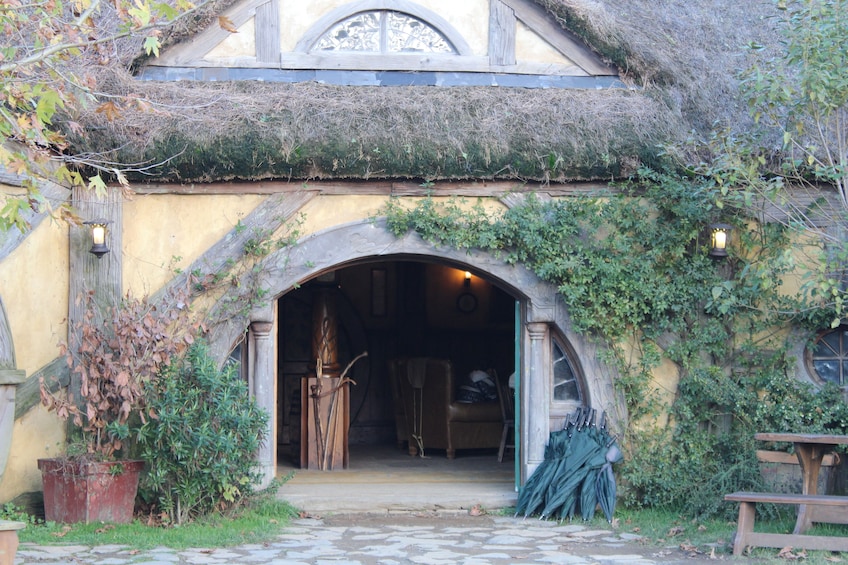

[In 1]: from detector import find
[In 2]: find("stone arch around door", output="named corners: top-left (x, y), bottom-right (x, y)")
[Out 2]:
top-left (207, 219), bottom-right (624, 486)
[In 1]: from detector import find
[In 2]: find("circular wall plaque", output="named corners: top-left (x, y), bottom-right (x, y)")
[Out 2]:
top-left (456, 292), bottom-right (478, 313)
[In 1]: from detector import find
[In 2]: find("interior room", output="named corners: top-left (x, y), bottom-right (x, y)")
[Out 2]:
top-left (275, 260), bottom-right (518, 478)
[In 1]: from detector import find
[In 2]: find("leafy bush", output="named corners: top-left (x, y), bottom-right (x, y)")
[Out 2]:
top-left (40, 290), bottom-right (194, 459)
top-left (622, 365), bottom-right (848, 520)
top-left (137, 340), bottom-right (268, 524)
top-left (381, 169), bottom-right (848, 520)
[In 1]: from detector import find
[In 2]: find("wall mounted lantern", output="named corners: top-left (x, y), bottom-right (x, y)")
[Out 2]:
top-left (83, 219), bottom-right (110, 258)
top-left (464, 271), bottom-right (472, 287)
top-left (708, 223), bottom-right (732, 258)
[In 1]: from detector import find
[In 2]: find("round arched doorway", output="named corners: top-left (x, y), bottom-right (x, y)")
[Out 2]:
top-left (207, 219), bottom-right (623, 492)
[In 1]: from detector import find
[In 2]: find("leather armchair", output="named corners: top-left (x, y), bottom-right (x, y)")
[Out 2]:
top-left (388, 358), bottom-right (502, 459)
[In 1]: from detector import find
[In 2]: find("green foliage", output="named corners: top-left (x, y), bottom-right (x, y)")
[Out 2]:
top-left (742, 0), bottom-right (848, 190)
top-left (680, 0), bottom-right (848, 327)
top-left (0, 0), bottom-right (209, 231)
top-left (137, 340), bottom-right (269, 525)
top-left (0, 502), bottom-right (41, 526)
top-left (18, 497), bottom-right (297, 549)
top-left (381, 167), bottom-right (846, 519)
top-left (39, 289), bottom-right (195, 459)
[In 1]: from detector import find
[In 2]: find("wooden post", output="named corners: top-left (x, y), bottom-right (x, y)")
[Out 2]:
top-left (68, 187), bottom-right (122, 417)
top-left (300, 283), bottom-right (348, 470)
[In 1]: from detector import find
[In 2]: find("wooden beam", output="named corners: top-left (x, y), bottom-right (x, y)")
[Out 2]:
top-left (501, 0), bottom-right (616, 75)
top-left (67, 187), bottom-right (122, 416)
top-left (489, 0), bottom-right (516, 67)
top-left (153, 191), bottom-right (316, 304)
top-left (255, 0), bottom-right (280, 64)
top-left (157, 0), bottom-right (268, 66)
top-left (14, 357), bottom-right (69, 419)
top-left (0, 167), bottom-right (70, 262)
top-left (131, 180), bottom-right (615, 197)
top-left (16, 192), bottom-right (317, 423)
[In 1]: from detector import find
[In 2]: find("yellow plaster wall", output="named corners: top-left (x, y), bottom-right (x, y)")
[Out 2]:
top-left (296, 195), bottom-right (506, 239)
top-left (0, 217), bottom-right (69, 376)
top-left (297, 195), bottom-right (389, 238)
top-left (278, 0), bottom-right (336, 52)
top-left (123, 194), bottom-right (265, 297)
top-left (0, 188), bottom-right (69, 502)
top-left (516, 21), bottom-right (573, 67)
top-left (206, 0), bottom-right (572, 68)
top-left (278, 0), bottom-right (489, 55)
top-left (208, 18), bottom-right (256, 58)
top-left (0, 406), bottom-right (65, 502)
top-left (616, 336), bottom-right (680, 430)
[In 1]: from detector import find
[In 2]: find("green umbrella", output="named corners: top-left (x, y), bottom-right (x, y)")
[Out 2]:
top-left (580, 466), bottom-right (600, 520)
top-left (515, 427), bottom-right (574, 517)
top-left (518, 409), bottom-right (622, 521)
top-left (539, 430), bottom-right (597, 518)
top-left (596, 442), bottom-right (623, 523)
top-left (515, 410), bottom-right (585, 517)
top-left (541, 422), bottom-right (610, 519)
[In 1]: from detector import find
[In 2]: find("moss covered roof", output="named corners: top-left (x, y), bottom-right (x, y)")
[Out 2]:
top-left (62, 0), bottom-right (785, 184)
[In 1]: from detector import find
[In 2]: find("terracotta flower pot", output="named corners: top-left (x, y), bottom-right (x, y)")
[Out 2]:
top-left (38, 458), bottom-right (144, 524)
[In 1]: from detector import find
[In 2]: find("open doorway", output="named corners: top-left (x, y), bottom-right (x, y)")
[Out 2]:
top-left (275, 260), bottom-right (517, 481)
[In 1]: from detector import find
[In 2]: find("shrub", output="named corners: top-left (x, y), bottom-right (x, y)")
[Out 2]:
top-left (40, 290), bottom-right (194, 459)
top-left (137, 340), bottom-right (268, 524)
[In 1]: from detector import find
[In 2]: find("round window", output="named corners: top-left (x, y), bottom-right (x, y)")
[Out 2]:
top-left (807, 326), bottom-right (848, 385)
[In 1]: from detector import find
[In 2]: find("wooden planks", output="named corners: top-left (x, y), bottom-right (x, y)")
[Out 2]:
top-left (725, 491), bottom-right (848, 555)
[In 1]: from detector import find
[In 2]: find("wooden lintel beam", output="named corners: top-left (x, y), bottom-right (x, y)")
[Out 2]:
top-left (130, 180), bottom-right (614, 197)
top-left (500, 0), bottom-right (616, 76)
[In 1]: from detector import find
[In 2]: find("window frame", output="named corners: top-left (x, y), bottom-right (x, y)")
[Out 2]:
top-left (295, 1), bottom-right (472, 57)
top-left (550, 331), bottom-right (584, 412)
top-left (806, 325), bottom-right (848, 386)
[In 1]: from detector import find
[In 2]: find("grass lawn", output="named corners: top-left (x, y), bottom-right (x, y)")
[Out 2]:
top-left (615, 506), bottom-right (848, 563)
top-left (11, 496), bottom-right (299, 551)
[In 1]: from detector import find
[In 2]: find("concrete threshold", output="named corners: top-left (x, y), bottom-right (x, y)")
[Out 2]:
top-left (275, 444), bottom-right (518, 514)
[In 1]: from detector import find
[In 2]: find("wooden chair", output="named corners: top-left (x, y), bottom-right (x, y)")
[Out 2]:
top-left (496, 372), bottom-right (515, 462)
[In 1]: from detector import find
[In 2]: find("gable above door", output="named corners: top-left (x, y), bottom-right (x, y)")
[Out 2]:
top-left (140, 0), bottom-right (622, 88)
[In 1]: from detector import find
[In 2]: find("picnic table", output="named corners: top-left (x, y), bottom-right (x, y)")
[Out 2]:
top-left (724, 432), bottom-right (848, 555)
top-left (756, 432), bottom-right (848, 533)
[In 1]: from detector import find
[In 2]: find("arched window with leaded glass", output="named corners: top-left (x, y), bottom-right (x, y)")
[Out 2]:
top-left (314, 11), bottom-right (456, 54)
top-left (552, 333), bottom-right (583, 404)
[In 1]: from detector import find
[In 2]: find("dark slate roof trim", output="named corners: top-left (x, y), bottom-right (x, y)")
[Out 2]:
top-left (137, 66), bottom-right (628, 89)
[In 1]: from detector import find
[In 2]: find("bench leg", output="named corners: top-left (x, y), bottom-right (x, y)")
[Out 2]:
top-left (733, 501), bottom-right (756, 556)
top-left (0, 530), bottom-right (20, 565)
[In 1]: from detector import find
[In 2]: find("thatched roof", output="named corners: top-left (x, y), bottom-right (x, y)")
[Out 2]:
top-left (62, 0), bottom-right (785, 184)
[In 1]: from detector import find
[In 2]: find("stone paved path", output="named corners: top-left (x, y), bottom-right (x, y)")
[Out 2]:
top-left (15, 512), bottom-right (736, 564)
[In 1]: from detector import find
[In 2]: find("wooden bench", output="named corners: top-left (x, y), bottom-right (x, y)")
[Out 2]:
top-left (0, 520), bottom-right (25, 565)
top-left (725, 492), bottom-right (848, 555)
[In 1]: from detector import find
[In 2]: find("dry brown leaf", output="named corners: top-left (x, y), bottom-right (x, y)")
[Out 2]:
top-left (218, 15), bottom-right (238, 33)
top-left (777, 546), bottom-right (805, 560)
top-left (95, 101), bottom-right (121, 121)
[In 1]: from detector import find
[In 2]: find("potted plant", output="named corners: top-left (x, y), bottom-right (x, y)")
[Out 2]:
top-left (39, 289), bottom-right (195, 524)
